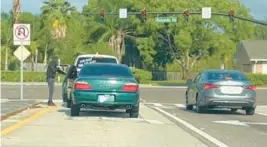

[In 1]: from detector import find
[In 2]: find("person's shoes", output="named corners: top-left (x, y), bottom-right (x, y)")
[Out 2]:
top-left (47, 101), bottom-right (56, 106)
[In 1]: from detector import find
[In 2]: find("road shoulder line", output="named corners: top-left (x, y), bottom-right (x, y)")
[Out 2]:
top-left (154, 107), bottom-right (229, 147)
top-left (1, 106), bottom-right (56, 136)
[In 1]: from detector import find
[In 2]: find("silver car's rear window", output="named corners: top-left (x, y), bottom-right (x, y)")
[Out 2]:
top-left (207, 72), bottom-right (248, 81)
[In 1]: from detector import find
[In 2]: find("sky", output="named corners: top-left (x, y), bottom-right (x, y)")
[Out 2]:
top-left (1, 0), bottom-right (267, 20)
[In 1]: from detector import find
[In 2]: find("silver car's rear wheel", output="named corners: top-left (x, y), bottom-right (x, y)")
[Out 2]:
top-left (186, 92), bottom-right (193, 110)
top-left (195, 97), bottom-right (204, 113)
top-left (245, 108), bottom-right (255, 115)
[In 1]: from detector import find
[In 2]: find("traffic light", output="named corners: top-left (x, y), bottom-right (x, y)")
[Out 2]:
top-left (141, 9), bottom-right (147, 23)
top-left (184, 9), bottom-right (190, 23)
top-left (229, 9), bottom-right (235, 22)
top-left (100, 8), bottom-right (105, 21)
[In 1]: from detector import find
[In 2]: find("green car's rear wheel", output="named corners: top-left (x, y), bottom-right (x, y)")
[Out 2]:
top-left (71, 101), bottom-right (80, 116)
top-left (129, 105), bottom-right (139, 118)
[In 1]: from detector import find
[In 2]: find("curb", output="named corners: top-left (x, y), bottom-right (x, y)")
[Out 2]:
top-left (1, 101), bottom-right (42, 121)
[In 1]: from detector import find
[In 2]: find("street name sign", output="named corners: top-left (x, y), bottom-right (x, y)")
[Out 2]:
top-left (119, 8), bottom-right (127, 18)
top-left (155, 17), bottom-right (177, 23)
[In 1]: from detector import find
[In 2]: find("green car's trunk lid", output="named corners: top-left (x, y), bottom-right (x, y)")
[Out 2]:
top-left (77, 76), bottom-right (137, 92)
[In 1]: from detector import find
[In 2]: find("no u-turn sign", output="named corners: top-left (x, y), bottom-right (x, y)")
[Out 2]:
top-left (13, 24), bottom-right (31, 45)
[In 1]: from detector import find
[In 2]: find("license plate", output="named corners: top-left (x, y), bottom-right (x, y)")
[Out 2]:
top-left (98, 95), bottom-right (115, 103)
top-left (220, 86), bottom-right (243, 94)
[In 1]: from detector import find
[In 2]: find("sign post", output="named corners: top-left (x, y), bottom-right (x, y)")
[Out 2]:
top-left (13, 24), bottom-right (31, 100)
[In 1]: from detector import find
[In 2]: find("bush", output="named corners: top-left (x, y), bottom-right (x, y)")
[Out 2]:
top-left (130, 67), bottom-right (152, 84)
top-left (245, 73), bottom-right (267, 86)
top-left (150, 80), bottom-right (186, 86)
top-left (2, 71), bottom-right (266, 86)
top-left (1, 68), bottom-right (153, 84)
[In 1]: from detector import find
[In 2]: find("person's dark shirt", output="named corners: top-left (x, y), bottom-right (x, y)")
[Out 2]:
top-left (46, 59), bottom-right (66, 79)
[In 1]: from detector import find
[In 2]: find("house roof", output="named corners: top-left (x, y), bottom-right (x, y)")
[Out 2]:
top-left (241, 40), bottom-right (267, 60)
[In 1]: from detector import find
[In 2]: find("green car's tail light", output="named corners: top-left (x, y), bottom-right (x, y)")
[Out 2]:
top-left (122, 83), bottom-right (139, 92)
top-left (246, 85), bottom-right (256, 91)
top-left (74, 81), bottom-right (92, 90)
top-left (203, 83), bottom-right (218, 89)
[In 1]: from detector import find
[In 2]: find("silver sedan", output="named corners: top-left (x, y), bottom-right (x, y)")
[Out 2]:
top-left (185, 69), bottom-right (256, 115)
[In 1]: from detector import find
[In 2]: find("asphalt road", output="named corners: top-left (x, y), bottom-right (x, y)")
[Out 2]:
top-left (1, 84), bottom-right (267, 147)
top-left (1, 85), bottom-right (267, 105)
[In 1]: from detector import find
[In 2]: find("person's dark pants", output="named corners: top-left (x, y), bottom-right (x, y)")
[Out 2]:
top-left (47, 78), bottom-right (55, 102)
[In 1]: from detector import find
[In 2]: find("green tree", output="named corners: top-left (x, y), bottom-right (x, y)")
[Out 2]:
top-left (83, 0), bottom-right (135, 62)
top-left (1, 12), bottom-right (14, 71)
top-left (41, 0), bottom-right (75, 40)
top-left (128, 0), bottom-right (255, 79)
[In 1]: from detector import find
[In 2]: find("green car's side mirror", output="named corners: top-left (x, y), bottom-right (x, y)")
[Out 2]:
top-left (186, 79), bottom-right (193, 86)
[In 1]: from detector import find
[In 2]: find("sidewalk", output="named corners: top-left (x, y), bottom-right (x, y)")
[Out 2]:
top-left (1, 99), bottom-right (40, 121)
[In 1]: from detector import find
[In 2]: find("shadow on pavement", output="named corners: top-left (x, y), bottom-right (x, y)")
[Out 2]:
top-left (180, 107), bottom-right (246, 115)
top-left (57, 108), bottom-right (130, 118)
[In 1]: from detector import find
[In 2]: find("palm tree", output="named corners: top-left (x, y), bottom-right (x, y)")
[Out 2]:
top-left (41, 0), bottom-right (75, 40)
top-left (86, 0), bottom-right (135, 62)
top-left (13, 0), bottom-right (20, 23)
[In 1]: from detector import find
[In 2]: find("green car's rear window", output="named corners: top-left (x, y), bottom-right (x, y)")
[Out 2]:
top-left (79, 65), bottom-right (133, 77)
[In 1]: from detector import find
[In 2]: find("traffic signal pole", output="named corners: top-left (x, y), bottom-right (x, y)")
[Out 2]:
top-left (83, 9), bottom-right (267, 26)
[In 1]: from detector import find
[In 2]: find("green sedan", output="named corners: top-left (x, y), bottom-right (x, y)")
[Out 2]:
top-left (69, 63), bottom-right (140, 118)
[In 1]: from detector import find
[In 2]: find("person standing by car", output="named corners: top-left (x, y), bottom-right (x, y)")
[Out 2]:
top-left (46, 56), bottom-right (66, 106)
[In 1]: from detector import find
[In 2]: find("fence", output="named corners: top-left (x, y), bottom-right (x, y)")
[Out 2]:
top-left (22, 63), bottom-right (197, 81)
top-left (151, 71), bottom-right (198, 80)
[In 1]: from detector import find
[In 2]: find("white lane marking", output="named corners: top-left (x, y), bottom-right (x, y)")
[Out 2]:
top-left (243, 122), bottom-right (267, 125)
top-left (145, 119), bottom-right (165, 124)
top-left (140, 98), bottom-right (146, 103)
top-left (256, 106), bottom-right (267, 116)
top-left (213, 120), bottom-right (249, 127)
top-left (213, 120), bottom-right (267, 126)
top-left (154, 107), bottom-right (229, 147)
top-left (174, 104), bottom-right (186, 108)
top-left (153, 103), bottom-right (163, 107)
top-left (256, 112), bottom-right (267, 117)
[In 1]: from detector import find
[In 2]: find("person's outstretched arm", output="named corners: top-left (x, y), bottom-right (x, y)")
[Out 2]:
top-left (57, 66), bottom-right (67, 75)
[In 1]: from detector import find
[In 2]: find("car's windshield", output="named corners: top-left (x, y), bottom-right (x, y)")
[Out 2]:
top-left (79, 65), bottom-right (133, 77)
top-left (207, 72), bottom-right (248, 81)
top-left (76, 57), bottom-right (117, 68)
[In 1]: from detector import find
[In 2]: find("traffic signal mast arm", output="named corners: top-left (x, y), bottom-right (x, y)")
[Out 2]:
top-left (84, 9), bottom-right (267, 26)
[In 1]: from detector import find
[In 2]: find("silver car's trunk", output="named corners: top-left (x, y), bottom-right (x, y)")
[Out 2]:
top-left (206, 80), bottom-right (251, 96)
